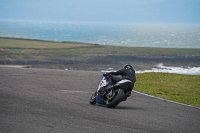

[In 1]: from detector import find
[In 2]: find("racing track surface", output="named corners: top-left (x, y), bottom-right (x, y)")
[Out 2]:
top-left (0, 67), bottom-right (200, 133)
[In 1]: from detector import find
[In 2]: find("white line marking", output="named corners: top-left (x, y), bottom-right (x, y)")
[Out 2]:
top-left (60, 89), bottom-right (200, 109)
top-left (132, 90), bottom-right (200, 110)
top-left (59, 90), bottom-right (93, 94)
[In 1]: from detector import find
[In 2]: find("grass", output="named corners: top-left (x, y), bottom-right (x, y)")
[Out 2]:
top-left (134, 73), bottom-right (200, 107)
top-left (0, 38), bottom-right (93, 49)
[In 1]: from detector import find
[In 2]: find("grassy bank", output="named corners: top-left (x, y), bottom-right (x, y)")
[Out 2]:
top-left (1, 37), bottom-right (200, 61)
top-left (134, 73), bottom-right (200, 107)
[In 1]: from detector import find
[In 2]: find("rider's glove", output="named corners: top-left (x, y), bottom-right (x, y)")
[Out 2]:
top-left (103, 73), bottom-right (107, 76)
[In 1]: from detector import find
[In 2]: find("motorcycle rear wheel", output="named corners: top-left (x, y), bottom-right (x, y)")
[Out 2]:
top-left (106, 89), bottom-right (124, 108)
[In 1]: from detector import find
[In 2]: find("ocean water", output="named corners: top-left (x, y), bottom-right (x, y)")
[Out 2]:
top-left (0, 20), bottom-right (200, 48)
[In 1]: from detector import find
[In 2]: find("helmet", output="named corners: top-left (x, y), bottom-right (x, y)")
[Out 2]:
top-left (124, 64), bottom-right (133, 70)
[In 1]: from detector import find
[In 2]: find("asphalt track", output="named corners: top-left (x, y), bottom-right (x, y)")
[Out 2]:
top-left (0, 67), bottom-right (200, 133)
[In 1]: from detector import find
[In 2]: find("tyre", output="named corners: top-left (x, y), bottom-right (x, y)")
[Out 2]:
top-left (90, 92), bottom-right (97, 105)
top-left (106, 89), bottom-right (124, 108)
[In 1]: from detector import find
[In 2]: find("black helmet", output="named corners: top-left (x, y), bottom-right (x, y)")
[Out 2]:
top-left (124, 64), bottom-right (133, 70)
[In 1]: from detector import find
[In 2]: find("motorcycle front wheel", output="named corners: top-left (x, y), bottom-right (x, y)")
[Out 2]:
top-left (106, 89), bottom-right (124, 108)
top-left (90, 92), bottom-right (97, 105)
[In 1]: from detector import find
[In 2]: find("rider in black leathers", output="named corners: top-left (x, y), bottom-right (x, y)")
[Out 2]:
top-left (103, 64), bottom-right (136, 100)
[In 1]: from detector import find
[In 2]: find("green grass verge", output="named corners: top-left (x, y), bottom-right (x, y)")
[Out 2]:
top-left (134, 73), bottom-right (200, 107)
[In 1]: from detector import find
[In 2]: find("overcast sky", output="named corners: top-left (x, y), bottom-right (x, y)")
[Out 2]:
top-left (0, 0), bottom-right (200, 24)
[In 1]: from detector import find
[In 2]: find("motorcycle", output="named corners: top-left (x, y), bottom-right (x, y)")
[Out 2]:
top-left (90, 74), bottom-right (132, 108)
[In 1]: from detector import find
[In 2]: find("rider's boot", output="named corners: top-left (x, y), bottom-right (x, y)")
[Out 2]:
top-left (122, 91), bottom-right (131, 101)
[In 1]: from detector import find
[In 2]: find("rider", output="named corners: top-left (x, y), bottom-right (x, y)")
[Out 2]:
top-left (103, 64), bottom-right (136, 100)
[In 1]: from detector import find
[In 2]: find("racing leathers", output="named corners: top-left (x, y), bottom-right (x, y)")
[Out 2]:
top-left (104, 67), bottom-right (136, 96)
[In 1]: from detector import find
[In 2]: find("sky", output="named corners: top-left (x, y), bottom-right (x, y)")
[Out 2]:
top-left (0, 0), bottom-right (200, 24)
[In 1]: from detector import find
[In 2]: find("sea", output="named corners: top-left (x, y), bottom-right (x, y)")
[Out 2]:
top-left (0, 20), bottom-right (200, 48)
top-left (0, 20), bottom-right (200, 75)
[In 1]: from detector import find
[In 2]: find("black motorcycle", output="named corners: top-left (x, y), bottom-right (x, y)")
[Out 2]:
top-left (90, 75), bottom-right (132, 108)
